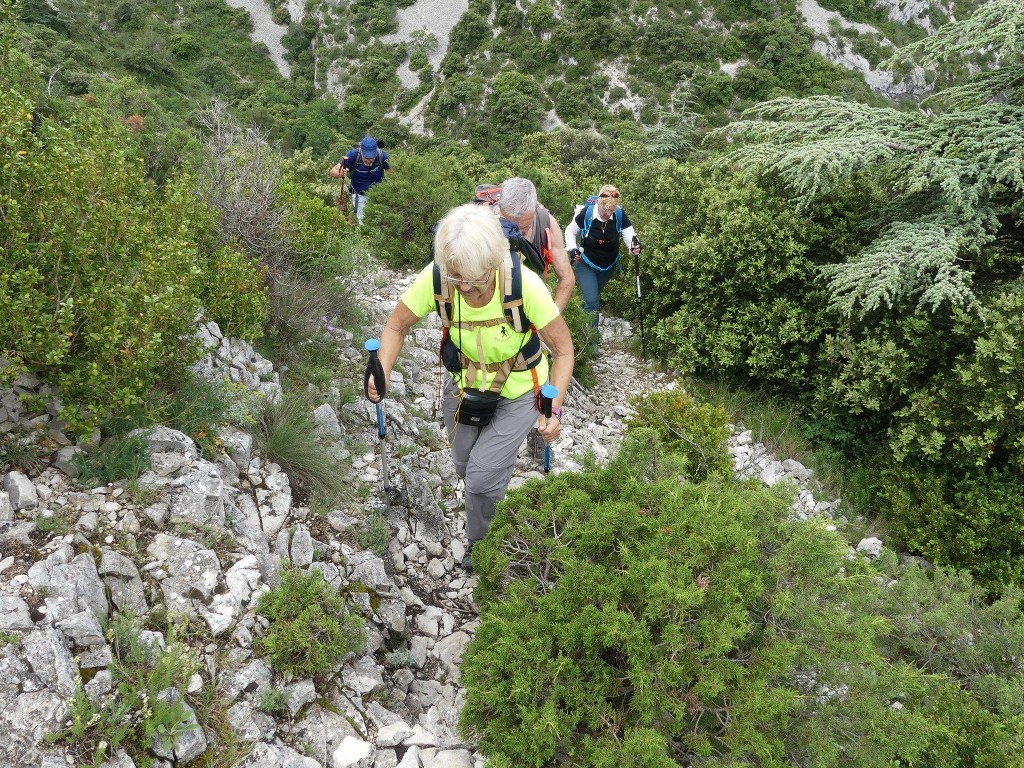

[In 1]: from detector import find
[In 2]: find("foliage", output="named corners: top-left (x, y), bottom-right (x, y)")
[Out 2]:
top-left (255, 566), bottom-right (366, 678)
top-left (0, 423), bottom-right (50, 474)
top-left (354, 510), bottom-right (393, 556)
top-left (461, 434), bottom-right (960, 767)
top-left (50, 613), bottom-right (200, 766)
top-left (1, 88), bottom-right (266, 436)
top-left (881, 467), bottom-right (1024, 593)
top-left (625, 389), bottom-right (732, 482)
top-left (825, 288), bottom-right (1024, 475)
top-left (605, 161), bottom-right (865, 398)
top-left (715, 0), bottom-right (1024, 319)
top-left (366, 148), bottom-right (482, 268)
top-left (73, 434), bottom-right (150, 488)
top-left (256, 688), bottom-right (290, 717)
top-left (33, 508), bottom-right (75, 537)
top-left (872, 554), bottom-right (1024, 763)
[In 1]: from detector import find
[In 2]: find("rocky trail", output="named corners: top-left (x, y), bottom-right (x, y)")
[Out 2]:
top-left (0, 259), bottom-right (839, 768)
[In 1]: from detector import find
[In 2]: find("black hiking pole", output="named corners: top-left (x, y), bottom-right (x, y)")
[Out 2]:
top-left (632, 235), bottom-right (647, 360)
top-left (540, 383), bottom-right (558, 474)
top-left (363, 339), bottom-right (390, 507)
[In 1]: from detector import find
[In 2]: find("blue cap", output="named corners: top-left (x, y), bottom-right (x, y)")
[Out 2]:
top-left (360, 136), bottom-right (378, 158)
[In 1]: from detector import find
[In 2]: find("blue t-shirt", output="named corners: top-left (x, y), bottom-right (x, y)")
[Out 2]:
top-left (341, 148), bottom-right (390, 192)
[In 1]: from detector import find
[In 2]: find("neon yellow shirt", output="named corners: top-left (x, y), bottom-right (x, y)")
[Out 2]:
top-left (401, 263), bottom-right (559, 398)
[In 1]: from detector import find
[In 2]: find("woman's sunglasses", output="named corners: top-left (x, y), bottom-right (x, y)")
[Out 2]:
top-left (599, 191), bottom-right (619, 198)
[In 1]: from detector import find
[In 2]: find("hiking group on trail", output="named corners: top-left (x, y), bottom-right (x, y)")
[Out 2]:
top-left (330, 136), bottom-right (391, 224)
top-left (356, 164), bottom-right (642, 571)
top-left (365, 204), bottom-right (574, 571)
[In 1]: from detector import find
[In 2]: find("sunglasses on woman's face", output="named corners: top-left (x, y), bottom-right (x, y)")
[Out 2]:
top-left (599, 191), bottom-right (619, 198)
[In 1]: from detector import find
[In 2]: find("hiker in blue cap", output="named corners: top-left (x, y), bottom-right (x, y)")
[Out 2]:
top-left (330, 136), bottom-right (391, 225)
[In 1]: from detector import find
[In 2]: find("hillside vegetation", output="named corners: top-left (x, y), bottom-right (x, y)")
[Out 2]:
top-left (3, 0), bottom-right (1024, 764)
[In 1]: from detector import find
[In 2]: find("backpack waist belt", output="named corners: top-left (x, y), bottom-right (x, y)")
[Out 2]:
top-left (580, 251), bottom-right (621, 272)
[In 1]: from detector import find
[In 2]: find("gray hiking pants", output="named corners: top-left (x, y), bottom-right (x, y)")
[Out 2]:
top-left (441, 378), bottom-right (538, 543)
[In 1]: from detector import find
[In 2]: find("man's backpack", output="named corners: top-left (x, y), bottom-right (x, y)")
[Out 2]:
top-left (502, 217), bottom-right (548, 277)
top-left (353, 147), bottom-right (382, 173)
top-left (472, 184), bottom-right (502, 207)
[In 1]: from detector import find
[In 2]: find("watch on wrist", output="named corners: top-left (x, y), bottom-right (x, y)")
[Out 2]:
top-left (550, 406), bottom-right (563, 420)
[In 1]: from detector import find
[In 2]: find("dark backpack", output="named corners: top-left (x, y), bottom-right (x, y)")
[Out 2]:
top-left (502, 217), bottom-right (547, 277)
top-left (352, 147), bottom-right (382, 173)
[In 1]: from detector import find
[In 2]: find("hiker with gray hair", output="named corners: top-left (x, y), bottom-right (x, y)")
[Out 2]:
top-left (366, 204), bottom-right (574, 571)
top-left (497, 177), bottom-right (576, 313)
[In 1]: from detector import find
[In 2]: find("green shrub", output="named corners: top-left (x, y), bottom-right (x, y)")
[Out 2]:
top-left (871, 554), bottom-right (1024, 764)
top-left (0, 424), bottom-right (51, 474)
top-left (461, 436), bottom-right (952, 767)
top-left (365, 149), bottom-right (478, 269)
top-left (625, 389), bottom-right (732, 482)
top-left (256, 688), bottom-right (289, 716)
top-left (256, 567), bottom-right (365, 677)
top-left (0, 90), bottom-right (267, 437)
top-left (354, 510), bottom-right (393, 556)
top-left (881, 467), bottom-right (1024, 593)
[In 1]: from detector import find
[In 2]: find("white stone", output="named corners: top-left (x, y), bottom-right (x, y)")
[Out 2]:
top-left (332, 735), bottom-right (375, 768)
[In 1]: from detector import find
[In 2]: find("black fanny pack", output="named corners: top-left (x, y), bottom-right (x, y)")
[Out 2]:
top-left (456, 388), bottom-right (501, 427)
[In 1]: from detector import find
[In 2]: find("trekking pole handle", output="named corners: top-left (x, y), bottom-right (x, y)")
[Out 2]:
top-left (540, 384), bottom-right (558, 419)
top-left (364, 339), bottom-right (387, 404)
top-left (540, 384), bottom-right (558, 474)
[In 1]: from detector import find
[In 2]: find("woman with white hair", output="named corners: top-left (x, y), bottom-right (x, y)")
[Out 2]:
top-left (366, 204), bottom-right (574, 571)
top-left (564, 184), bottom-right (641, 354)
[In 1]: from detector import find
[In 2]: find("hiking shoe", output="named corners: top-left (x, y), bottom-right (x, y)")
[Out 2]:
top-left (461, 541), bottom-right (477, 572)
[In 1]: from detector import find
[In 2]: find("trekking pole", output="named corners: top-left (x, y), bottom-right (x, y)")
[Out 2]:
top-left (539, 383), bottom-right (558, 474)
top-left (632, 235), bottom-right (647, 360)
top-left (363, 339), bottom-right (390, 507)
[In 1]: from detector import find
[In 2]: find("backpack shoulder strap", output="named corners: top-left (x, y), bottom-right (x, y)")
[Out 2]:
top-left (433, 262), bottom-right (454, 328)
top-left (581, 203), bottom-right (596, 240)
top-left (614, 206), bottom-right (623, 233)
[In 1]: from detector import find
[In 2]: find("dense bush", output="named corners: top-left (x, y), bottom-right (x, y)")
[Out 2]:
top-left (881, 467), bottom-right (1024, 593)
top-left (604, 162), bottom-right (843, 396)
top-left (0, 89), bottom-right (267, 435)
top-left (366, 148), bottom-right (482, 268)
top-left (256, 567), bottom-right (366, 677)
top-left (461, 433), bottom-right (977, 767)
top-left (625, 389), bottom-right (732, 482)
